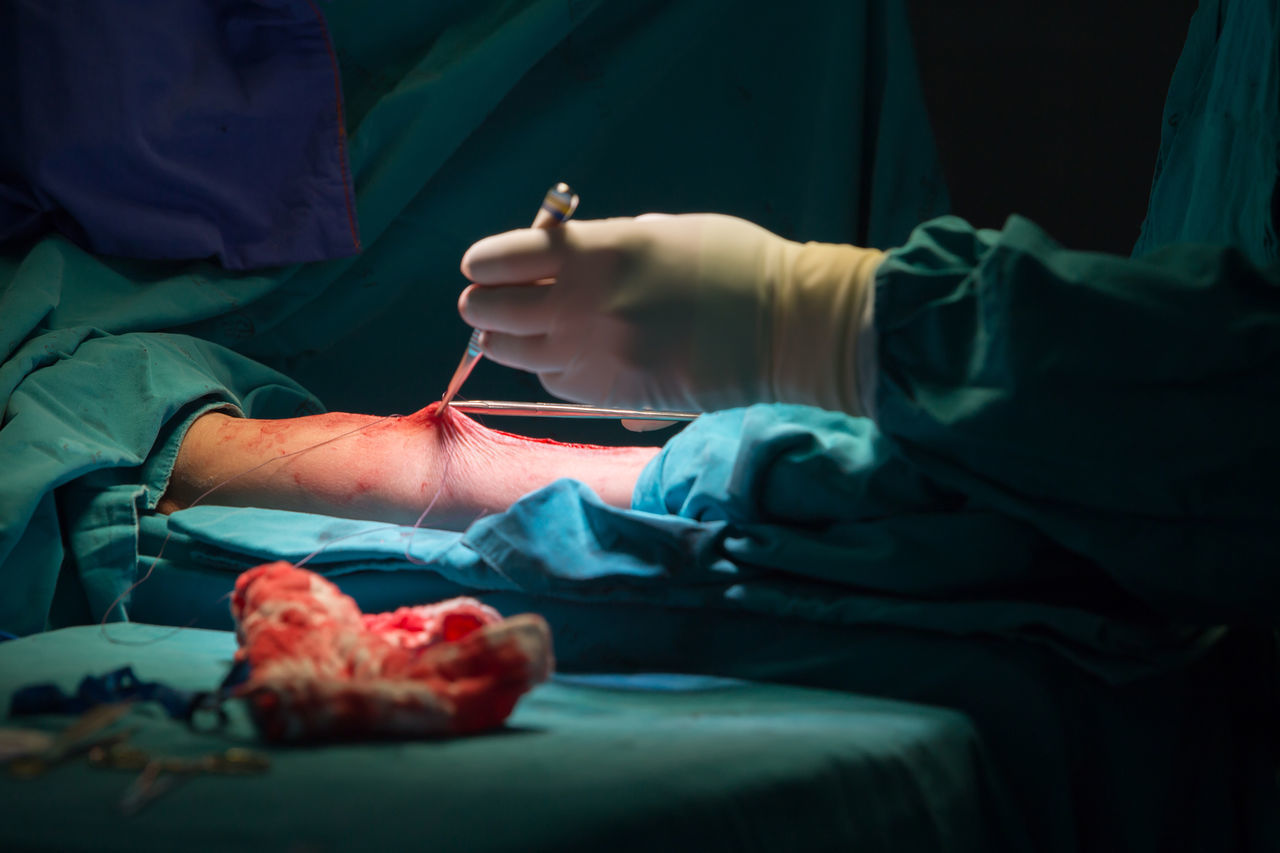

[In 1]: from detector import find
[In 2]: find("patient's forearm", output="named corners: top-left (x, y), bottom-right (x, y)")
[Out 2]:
top-left (158, 404), bottom-right (659, 529)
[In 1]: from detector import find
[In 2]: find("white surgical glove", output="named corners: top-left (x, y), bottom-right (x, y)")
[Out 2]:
top-left (459, 213), bottom-right (884, 417)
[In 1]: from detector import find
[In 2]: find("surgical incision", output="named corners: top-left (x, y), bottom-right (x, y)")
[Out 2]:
top-left (158, 402), bottom-right (660, 530)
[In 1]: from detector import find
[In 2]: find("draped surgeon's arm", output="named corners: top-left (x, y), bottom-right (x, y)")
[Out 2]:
top-left (157, 403), bottom-right (660, 530)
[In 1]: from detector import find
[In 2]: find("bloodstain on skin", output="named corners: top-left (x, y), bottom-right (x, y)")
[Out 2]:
top-left (486, 426), bottom-right (603, 450)
top-left (401, 400), bottom-right (453, 429)
top-left (234, 420), bottom-right (288, 452)
top-left (405, 401), bottom-right (614, 451)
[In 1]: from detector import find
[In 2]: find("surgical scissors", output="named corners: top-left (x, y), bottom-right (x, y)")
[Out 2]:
top-left (439, 183), bottom-right (579, 411)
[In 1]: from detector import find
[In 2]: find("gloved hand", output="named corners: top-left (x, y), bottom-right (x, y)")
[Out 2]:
top-left (459, 213), bottom-right (885, 417)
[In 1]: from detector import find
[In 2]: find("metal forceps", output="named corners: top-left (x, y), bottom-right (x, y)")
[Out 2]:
top-left (439, 182), bottom-right (580, 411)
top-left (96, 743), bottom-right (271, 816)
top-left (448, 400), bottom-right (698, 421)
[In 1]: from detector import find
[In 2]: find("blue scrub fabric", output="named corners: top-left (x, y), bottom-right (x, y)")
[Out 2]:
top-left (0, 1), bottom-right (360, 270)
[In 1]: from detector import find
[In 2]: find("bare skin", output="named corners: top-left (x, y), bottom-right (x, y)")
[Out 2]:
top-left (158, 402), bottom-right (660, 530)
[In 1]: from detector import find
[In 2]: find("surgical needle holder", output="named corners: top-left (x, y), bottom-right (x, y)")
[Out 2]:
top-left (438, 183), bottom-right (581, 411)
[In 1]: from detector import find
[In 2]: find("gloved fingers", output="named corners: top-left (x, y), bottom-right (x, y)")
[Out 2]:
top-left (458, 282), bottom-right (560, 335)
top-left (537, 369), bottom-right (595, 405)
top-left (621, 418), bottom-right (679, 432)
top-left (461, 226), bottom-right (567, 284)
top-left (479, 331), bottom-right (569, 373)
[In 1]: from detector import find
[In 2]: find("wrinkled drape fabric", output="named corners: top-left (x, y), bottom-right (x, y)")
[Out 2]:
top-left (874, 215), bottom-right (1280, 625)
top-left (1133, 0), bottom-right (1280, 264)
top-left (0, 0), bottom-right (360, 269)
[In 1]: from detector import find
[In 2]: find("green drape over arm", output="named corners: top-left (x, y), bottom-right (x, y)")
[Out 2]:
top-left (0, 239), bottom-right (322, 633)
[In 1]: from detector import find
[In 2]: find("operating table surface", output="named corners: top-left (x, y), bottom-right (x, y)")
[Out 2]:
top-left (0, 624), bottom-right (994, 853)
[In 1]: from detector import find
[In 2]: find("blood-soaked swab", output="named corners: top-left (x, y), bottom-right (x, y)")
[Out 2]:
top-left (229, 560), bottom-right (554, 741)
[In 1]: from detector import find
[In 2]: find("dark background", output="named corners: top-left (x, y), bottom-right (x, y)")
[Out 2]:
top-left (904, 0), bottom-right (1202, 254)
